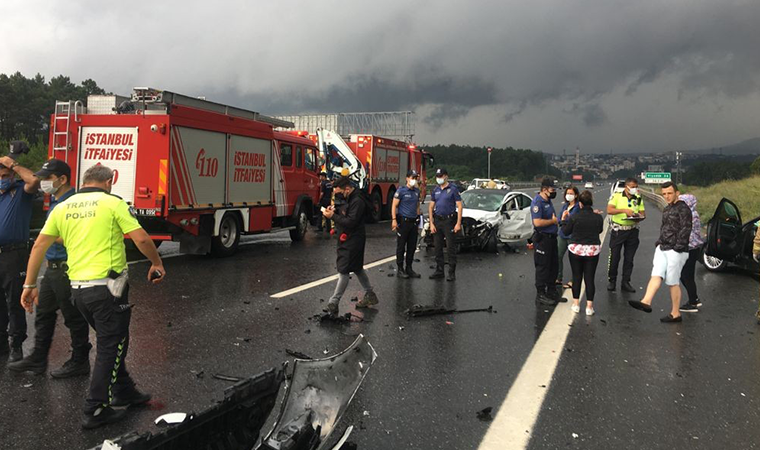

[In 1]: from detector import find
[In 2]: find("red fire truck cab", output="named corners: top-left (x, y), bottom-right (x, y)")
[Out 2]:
top-left (48, 88), bottom-right (321, 256)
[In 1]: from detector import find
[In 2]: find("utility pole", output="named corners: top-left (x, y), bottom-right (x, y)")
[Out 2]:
top-left (675, 151), bottom-right (682, 184)
top-left (487, 146), bottom-right (492, 179)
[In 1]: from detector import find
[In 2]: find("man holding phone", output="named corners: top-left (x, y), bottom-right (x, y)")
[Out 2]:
top-left (21, 165), bottom-right (165, 429)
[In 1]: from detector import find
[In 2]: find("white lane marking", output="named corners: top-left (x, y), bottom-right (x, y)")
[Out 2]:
top-left (478, 220), bottom-right (610, 450)
top-left (270, 254), bottom-right (400, 298)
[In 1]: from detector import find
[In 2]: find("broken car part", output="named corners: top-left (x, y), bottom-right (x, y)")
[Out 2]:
top-left (258, 334), bottom-right (377, 450)
top-left (405, 304), bottom-right (495, 317)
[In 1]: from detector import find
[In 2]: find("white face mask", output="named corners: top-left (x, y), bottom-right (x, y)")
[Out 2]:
top-left (408, 179), bottom-right (417, 187)
top-left (436, 177), bottom-right (445, 185)
top-left (628, 187), bottom-right (638, 195)
top-left (40, 179), bottom-right (58, 195)
top-left (565, 194), bottom-right (576, 202)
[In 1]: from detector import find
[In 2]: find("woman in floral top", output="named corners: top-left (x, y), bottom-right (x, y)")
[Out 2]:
top-left (677, 194), bottom-right (705, 313)
top-left (560, 190), bottom-right (604, 316)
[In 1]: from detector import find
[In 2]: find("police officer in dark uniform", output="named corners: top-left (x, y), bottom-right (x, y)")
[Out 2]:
top-left (317, 172), bottom-right (333, 233)
top-left (429, 168), bottom-right (463, 281)
top-left (531, 177), bottom-right (565, 306)
top-left (392, 170), bottom-right (421, 278)
top-left (0, 154), bottom-right (38, 361)
top-left (8, 159), bottom-right (91, 377)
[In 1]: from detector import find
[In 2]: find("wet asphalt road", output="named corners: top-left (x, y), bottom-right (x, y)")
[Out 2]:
top-left (1, 187), bottom-right (758, 450)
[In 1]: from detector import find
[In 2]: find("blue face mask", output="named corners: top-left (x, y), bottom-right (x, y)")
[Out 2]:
top-left (0, 178), bottom-right (14, 191)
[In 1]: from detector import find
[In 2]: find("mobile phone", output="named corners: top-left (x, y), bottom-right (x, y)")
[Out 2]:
top-left (150, 270), bottom-right (163, 280)
top-left (320, 206), bottom-right (327, 212)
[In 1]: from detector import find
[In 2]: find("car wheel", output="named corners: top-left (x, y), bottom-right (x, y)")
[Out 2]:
top-left (369, 190), bottom-right (382, 223)
top-left (211, 213), bottom-right (241, 257)
top-left (702, 251), bottom-right (727, 272)
top-left (289, 207), bottom-right (309, 242)
top-left (485, 234), bottom-right (498, 253)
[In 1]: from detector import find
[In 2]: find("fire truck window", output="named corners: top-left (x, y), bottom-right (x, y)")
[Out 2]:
top-left (281, 144), bottom-right (292, 166)
top-left (305, 148), bottom-right (317, 172)
top-left (296, 146), bottom-right (303, 168)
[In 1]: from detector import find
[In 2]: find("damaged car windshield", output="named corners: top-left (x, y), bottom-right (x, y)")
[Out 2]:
top-left (461, 190), bottom-right (506, 211)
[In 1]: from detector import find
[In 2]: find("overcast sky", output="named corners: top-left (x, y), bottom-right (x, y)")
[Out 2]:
top-left (2, 0), bottom-right (759, 153)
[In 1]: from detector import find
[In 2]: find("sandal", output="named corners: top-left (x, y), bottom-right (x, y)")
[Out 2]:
top-left (563, 282), bottom-right (573, 289)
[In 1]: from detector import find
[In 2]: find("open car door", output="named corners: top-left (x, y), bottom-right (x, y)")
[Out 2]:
top-left (706, 197), bottom-right (743, 261)
top-left (497, 193), bottom-right (534, 243)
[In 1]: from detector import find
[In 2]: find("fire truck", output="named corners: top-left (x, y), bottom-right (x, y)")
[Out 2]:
top-left (291, 130), bottom-right (430, 223)
top-left (48, 88), bottom-right (321, 256)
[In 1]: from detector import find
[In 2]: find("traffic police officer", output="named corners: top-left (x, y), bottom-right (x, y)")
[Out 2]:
top-left (21, 165), bottom-right (165, 429)
top-left (531, 177), bottom-right (563, 306)
top-left (0, 154), bottom-right (38, 362)
top-left (606, 177), bottom-right (646, 292)
top-left (9, 159), bottom-right (92, 377)
top-left (392, 170), bottom-right (421, 278)
top-left (429, 168), bottom-right (462, 281)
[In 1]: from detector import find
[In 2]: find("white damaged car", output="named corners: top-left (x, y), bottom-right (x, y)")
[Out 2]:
top-left (423, 188), bottom-right (535, 252)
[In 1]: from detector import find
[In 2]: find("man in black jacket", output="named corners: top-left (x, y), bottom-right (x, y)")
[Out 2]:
top-left (322, 177), bottom-right (378, 317)
top-left (629, 182), bottom-right (692, 323)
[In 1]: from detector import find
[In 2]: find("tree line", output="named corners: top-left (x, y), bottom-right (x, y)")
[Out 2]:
top-left (1, 72), bottom-right (108, 170)
top-left (423, 144), bottom-right (560, 182)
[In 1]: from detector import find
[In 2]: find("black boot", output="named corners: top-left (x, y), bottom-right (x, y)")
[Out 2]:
top-left (446, 266), bottom-right (456, 281)
top-left (397, 265), bottom-right (410, 279)
top-left (82, 406), bottom-right (128, 429)
top-left (607, 280), bottom-right (617, 291)
top-left (406, 266), bottom-right (421, 278)
top-left (51, 357), bottom-right (90, 379)
top-left (7, 350), bottom-right (47, 375)
top-left (9, 346), bottom-right (23, 363)
top-left (536, 289), bottom-right (558, 306)
top-left (111, 386), bottom-right (152, 407)
top-left (429, 266), bottom-right (445, 279)
top-left (621, 281), bottom-right (636, 293)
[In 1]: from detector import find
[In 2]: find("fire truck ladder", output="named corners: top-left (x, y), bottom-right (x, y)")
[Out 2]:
top-left (52, 100), bottom-right (84, 162)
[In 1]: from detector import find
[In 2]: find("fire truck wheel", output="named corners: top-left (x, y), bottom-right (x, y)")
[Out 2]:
top-left (289, 207), bottom-right (308, 242)
top-left (211, 213), bottom-right (241, 257)
top-left (369, 190), bottom-right (382, 223)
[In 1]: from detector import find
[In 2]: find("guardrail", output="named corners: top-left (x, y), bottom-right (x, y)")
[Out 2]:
top-left (640, 186), bottom-right (667, 210)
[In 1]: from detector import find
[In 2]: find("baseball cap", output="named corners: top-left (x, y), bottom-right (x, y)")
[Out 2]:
top-left (407, 169), bottom-right (419, 178)
top-left (435, 168), bottom-right (448, 176)
top-left (540, 177), bottom-right (555, 188)
top-left (35, 159), bottom-right (71, 179)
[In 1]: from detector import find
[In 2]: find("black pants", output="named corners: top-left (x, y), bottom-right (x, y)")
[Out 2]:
top-left (35, 265), bottom-right (91, 360)
top-left (0, 248), bottom-right (28, 348)
top-left (396, 219), bottom-right (418, 269)
top-left (533, 232), bottom-right (558, 293)
top-left (433, 215), bottom-right (457, 269)
top-left (569, 253), bottom-right (600, 301)
top-left (318, 207), bottom-right (332, 231)
top-left (680, 247), bottom-right (701, 304)
top-left (72, 284), bottom-right (135, 414)
top-left (607, 228), bottom-right (640, 283)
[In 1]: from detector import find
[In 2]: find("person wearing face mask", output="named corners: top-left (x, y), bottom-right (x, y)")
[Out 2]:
top-left (21, 164), bottom-right (165, 429)
top-left (557, 186), bottom-right (580, 289)
top-left (428, 168), bottom-right (463, 281)
top-left (0, 154), bottom-right (39, 362)
top-left (531, 177), bottom-right (564, 306)
top-left (9, 159), bottom-right (92, 378)
top-left (391, 170), bottom-right (422, 278)
top-left (606, 177), bottom-right (646, 293)
top-left (322, 176), bottom-right (378, 315)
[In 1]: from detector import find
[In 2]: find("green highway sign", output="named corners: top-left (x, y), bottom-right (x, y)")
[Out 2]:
top-left (643, 172), bottom-right (671, 184)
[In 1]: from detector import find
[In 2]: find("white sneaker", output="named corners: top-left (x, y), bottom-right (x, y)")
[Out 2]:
top-left (586, 307), bottom-right (595, 316)
top-left (571, 304), bottom-right (580, 314)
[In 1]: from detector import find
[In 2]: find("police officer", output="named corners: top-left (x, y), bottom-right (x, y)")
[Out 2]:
top-left (531, 177), bottom-right (564, 306)
top-left (606, 177), bottom-right (646, 292)
top-left (21, 165), bottom-right (165, 429)
top-left (317, 172), bottom-right (333, 233)
top-left (9, 159), bottom-right (92, 377)
top-left (0, 154), bottom-right (38, 362)
top-left (429, 168), bottom-right (462, 281)
top-left (392, 170), bottom-right (421, 278)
